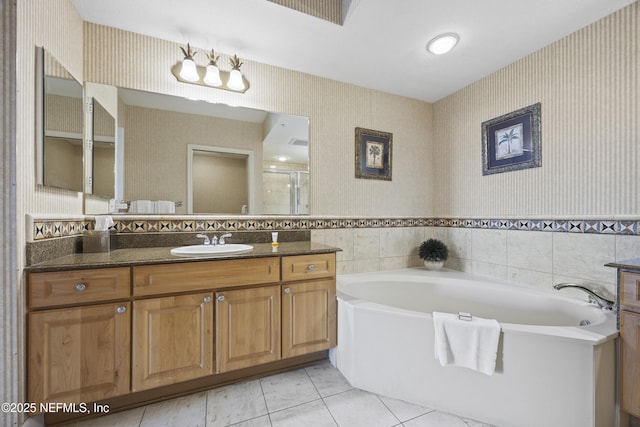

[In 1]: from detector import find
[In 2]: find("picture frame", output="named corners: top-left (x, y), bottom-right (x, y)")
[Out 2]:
top-left (481, 103), bottom-right (541, 175)
top-left (355, 127), bottom-right (392, 181)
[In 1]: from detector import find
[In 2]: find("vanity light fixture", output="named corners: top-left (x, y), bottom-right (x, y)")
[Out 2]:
top-left (227, 55), bottom-right (246, 91)
top-left (179, 44), bottom-right (199, 81)
top-left (172, 44), bottom-right (250, 93)
top-left (426, 33), bottom-right (460, 55)
top-left (203, 49), bottom-right (223, 87)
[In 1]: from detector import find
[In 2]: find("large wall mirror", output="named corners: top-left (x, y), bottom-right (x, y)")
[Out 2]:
top-left (36, 47), bottom-right (84, 192)
top-left (84, 86), bottom-right (310, 215)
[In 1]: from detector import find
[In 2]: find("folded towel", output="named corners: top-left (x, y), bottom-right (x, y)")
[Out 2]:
top-left (130, 200), bottom-right (153, 214)
top-left (433, 312), bottom-right (501, 376)
top-left (155, 200), bottom-right (175, 214)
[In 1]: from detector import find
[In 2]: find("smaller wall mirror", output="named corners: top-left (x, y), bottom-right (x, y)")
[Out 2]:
top-left (36, 47), bottom-right (84, 192)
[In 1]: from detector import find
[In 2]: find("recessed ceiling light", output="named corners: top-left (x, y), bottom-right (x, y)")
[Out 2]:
top-left (276, 156), bottom-right (288, 162)
top-left (426, 33), bottom-right (459, 55)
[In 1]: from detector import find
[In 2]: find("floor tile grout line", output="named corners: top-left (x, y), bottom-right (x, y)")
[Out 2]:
top-left (266, 396), bottom-right (324, 416)
top-left (303, 365), bottom-right (340, 426)
top-left (257, 377), bottom-right (274, 426)
top-left (204, 389), bottom-right (209, 427)
top-left (319, 394), bottom-right (343, 427)
top-left (137, 405), bottom-right (147, 427)
top-left (374, 394), bottom-right (403, 426)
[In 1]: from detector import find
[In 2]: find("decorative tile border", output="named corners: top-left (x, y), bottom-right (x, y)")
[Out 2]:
top-left (30, 216), bottom-right (640, 241)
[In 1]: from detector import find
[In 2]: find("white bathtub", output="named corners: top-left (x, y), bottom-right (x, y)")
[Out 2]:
top-left (331, 268), bottom-right (618, 427)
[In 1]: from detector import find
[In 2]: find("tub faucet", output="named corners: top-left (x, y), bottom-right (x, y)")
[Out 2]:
top-left (553, 283), bottom-right (615, 311)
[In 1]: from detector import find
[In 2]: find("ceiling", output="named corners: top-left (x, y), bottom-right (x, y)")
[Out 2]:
top-left (71, 0), bottom-right (634, 102)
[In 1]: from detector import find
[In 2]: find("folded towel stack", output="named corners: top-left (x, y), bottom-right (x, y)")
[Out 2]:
top-left (129, 200), bottom-right (153, 214)
top-left (155, 200), bottom-right (176, 214)
top-left (129, 200), bottom-right (176, 214)
top-left (432, 312), bottom-right (501, 376)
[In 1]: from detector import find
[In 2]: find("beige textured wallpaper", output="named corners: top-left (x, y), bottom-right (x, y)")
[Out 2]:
top-left (17, 0), bottom-right (84, 230)
top-left (14, 0), bottom-right (85, 418)
top-left (83, 23), bottom-right (435, 217)
top-left (433, 2), bottom-right (639, 217)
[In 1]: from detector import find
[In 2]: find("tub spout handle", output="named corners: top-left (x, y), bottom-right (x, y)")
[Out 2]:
top-left (553, 283), bottom-right (615, 311)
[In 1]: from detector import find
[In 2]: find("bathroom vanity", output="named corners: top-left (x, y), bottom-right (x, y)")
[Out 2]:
top-left (26, 242), bottom-right (338, 424)
top-left (607, 259), bottom-right (640, 424)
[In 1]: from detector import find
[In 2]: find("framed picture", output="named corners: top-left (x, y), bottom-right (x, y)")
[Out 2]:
top-left (355, 127), bottom-right (392, 181)
top-left (481, 103), bottom-right (541, 175)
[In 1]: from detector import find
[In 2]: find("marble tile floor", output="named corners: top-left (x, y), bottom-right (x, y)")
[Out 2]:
top-left (64, 361), bottom-right (497, 427)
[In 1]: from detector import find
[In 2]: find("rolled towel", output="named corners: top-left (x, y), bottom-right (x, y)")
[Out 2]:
top-left (433, 312), bottom-right (501, 376)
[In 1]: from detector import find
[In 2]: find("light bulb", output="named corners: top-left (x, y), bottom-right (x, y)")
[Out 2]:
top-left (227, 68), bottom-right (245, 91)
top-left (179, 58), bottom-right (199, 82)
top-left (204, 64), bottom-right (222, 86)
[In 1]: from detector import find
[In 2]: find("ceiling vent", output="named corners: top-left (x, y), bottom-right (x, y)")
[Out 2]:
top-left (289, 138), bottom-right (308, 147)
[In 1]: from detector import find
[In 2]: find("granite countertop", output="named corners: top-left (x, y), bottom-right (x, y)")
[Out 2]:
top-left (25, 241), bottom-right (341, 272)
top-left (605, 258), bottom-right (640, 270)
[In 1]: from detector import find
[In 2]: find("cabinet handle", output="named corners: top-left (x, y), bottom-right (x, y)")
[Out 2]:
top-left (203, 296), bottom-right (212, 303)
top-left (284, 287), bottom-right (291, 294)
top-left (116, 306), bottom-right (126, 314)
top-left (75, 283), bottom-right (87, 292)
top-left (307, 264), bottom-right (315, 271)
top-left (217, 295), bottom-right (225, 302)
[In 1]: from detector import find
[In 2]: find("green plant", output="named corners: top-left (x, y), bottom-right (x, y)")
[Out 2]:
top-left (419, 239), bottom-right (449, 262)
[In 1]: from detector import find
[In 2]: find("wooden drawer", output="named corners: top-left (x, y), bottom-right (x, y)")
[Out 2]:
top-left (621, 271), bottom-right (640, 309)
top-left (132, 257), bottom-right (280, 297)
top-left (29, 267), bottom-right (130, 308)
top-left (282, 253), bottom-right (335, 282)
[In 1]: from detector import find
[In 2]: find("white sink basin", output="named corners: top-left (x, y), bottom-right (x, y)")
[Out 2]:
top-left (170, 244), bottom-right (254, 257)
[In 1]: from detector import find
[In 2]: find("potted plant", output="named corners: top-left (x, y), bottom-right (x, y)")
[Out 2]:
top-left (419, 238), bottom-right (448, 270)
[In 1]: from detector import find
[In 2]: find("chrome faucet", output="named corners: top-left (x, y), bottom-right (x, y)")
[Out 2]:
top-left (553, 283), bottom-right (615, 311)
top-left (196, 234), bottom-right (211, 245)
top-left (195, 233), bottom-right (231, 245)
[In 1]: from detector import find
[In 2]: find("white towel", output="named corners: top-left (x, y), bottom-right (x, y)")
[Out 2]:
top-left (155, 200), bottom-right (175, 214)
top-left (433, 312), bottom-right (501, 376)
top-left (130, 200), bottom-right (153, 214)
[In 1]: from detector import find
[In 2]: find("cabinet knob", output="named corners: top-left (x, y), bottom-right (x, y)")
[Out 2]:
top-left (284, 287), bottom-right (291, 294)
top-left (75, 283), bottom-right (87, 292)
top-left (203, 296), bottom-right (212, 303)
top-left (307, 264), bottom-right (315, 271)
top-left (116, 306), bottom-right (126, 314)
top-left (217, 295), bottom-right (225, 302)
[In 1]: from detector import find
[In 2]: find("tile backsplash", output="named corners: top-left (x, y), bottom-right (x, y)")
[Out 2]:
top-left (28, 215), bottom-right (640, 298)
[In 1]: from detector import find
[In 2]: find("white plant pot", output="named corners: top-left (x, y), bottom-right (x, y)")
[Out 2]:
top-left (423, 260), bottom-right (444, 271)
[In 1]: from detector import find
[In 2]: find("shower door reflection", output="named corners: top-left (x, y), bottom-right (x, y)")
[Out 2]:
top-left (263, 170), bottom-right (309, 215)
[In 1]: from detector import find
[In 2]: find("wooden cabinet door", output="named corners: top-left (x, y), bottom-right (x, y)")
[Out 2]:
top-left (132, 292), bottom-right (214, 391)
top-left (28, 302), bottom-right (131, 405)
top-left (216, 286), bottom-right (281, 373)
top-left (621, 310), bottom-right (640, 417)
top-left (282, 279), bottom-right (336, 358)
